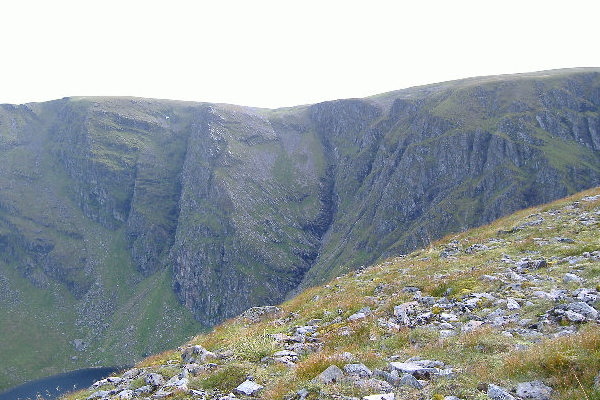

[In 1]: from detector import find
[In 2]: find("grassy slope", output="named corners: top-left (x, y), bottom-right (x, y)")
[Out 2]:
top-left (62, 187), bottom-right (600, 400)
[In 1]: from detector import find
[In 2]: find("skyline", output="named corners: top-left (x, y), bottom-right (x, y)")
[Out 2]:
top-left (2, 0), bottom-right (599, 109)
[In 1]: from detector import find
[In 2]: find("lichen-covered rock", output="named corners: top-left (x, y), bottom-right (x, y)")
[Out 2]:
top-left (516, 380), bottom-right (553, 400)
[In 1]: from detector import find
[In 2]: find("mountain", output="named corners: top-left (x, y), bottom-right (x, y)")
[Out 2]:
top-left (60, 187), bottom-right (600, 400)
top-left (1, 68), bottom-right (600, 389)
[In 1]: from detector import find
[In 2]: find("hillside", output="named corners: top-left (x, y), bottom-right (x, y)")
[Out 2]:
top-left (1, 68), bottom-right (600, 389)
top-left (61, 187), bottom-right (600, 400)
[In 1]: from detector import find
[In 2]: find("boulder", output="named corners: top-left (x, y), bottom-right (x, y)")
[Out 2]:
top-left (145, 372), bottom-right (165, 387)
top-left (235, 379), bottom-right (264, 396)
top-left (516, 380), bottom-right (553, 400)
top-left (566, 302), bottom-right (598, 319)
top-left (343, 363), bottom-right (373, 377)
top-left (389, 362), bottom-right (437, 379)
top-left (315, 365), bottom-right (344, 384)
top-left (487, 384), bottom-right (516, 400)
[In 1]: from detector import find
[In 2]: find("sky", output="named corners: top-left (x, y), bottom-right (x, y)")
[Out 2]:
top-left (2, 0), bottom-right (599, 109)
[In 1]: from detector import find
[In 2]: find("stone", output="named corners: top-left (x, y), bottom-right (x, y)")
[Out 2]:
top-left (87, 391), bottom-right (110, 400)
top-left (238, 306), bottom-right (282, 323)
top-left (399, 373), bottom-right (423, 389)
top-left (566, 302), bottom-right (598, 319)
top-left (296, 325), bottom-right (318, 335)
top-left (563, 273), bottom-right (583, 283)
top-left (145, 372), bottom-right (165, 386)
top-left (348, 312), bottom-right (368, 321)
top-left (487, 384), bottom-right (516, 400)
top-left (363, 394), bottom-right (394, 400)
top-left (234, 380), bottom-right (264, 396)
top-left (394, 301), bottom-right (419, 325)
top-left (115, 390), bottom-right (133, 399)
top-left (273, 350), bottom-right (299, 358)
top-left (506, 298), bottom-right (520, 310)
top-left (516, 380), bottom-right (552, 400)
top-left (133, 385), bottom-right (153, 396)
top-left (181, 344), bottom-right (216, 363)
top-left (363, 393), bottom-right (394, 400)
top-left (440, 312), bottom-right (459, 322)
top-left (122, 368), bottom-right (140, 380)
top-left (343, 363), bottom-right (373, 377)
top-left (389, 362), bottom-right (437, 379)
top-left (530, 259), bottom-right (547, 269)
top-left (315, 365), bottom-right (344, 384)
top-left (164, 374), bottom-right (189, 390)
top-left (373, 369), bottom-right (400, 386)
top-left (564, 310), bottom-right (586, 322)
top-left (297, 388), bottom-right (310, 400)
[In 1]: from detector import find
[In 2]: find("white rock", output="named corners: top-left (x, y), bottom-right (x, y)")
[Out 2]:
top-left (563, 273), bottom-right (583, 283)
top-left (234, 380), bottom-right (264, 396)
top-left (440, 312), bottom-right (459, 322)
top-left (516, 380), bottom-right (552, 400)
top-left (506, 298), bottom-right (521, 310)
top-left (363, 393), bottom-right (394, 400)
top-left (488, 383), bottom-right (516, 400)
top-left (565, 310), bottom-right (586, 322)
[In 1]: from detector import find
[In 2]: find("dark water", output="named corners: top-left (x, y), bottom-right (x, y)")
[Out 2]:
top-left (0, 367), bottom-right (124, 400)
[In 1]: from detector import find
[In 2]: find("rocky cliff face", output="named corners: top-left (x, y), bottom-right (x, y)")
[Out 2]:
top-left (1, 68), bottom-right (600, 389)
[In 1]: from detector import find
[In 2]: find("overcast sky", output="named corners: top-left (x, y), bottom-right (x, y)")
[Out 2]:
top-left (2, 0), bottom-right (599, 108)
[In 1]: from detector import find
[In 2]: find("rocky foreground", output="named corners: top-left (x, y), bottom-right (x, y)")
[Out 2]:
top-left (62, 188), bottom-right (600, 400)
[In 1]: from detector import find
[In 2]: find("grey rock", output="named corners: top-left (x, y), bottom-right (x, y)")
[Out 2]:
top-left (344, 363), bottom-right (373, 377)
top-left (516, 380), bottom-right (552, 400)
top-left (399, 373), bottom-right (423, 389)
top-left (487, 384), bottom-right (516, 400)
top-left (315, 365), bottom-right (344, 384)
top-left (563, 273), bottom-right (583, 283)
top-left (363, 394), bottom-right (394, 400)
top-left (181, 344), bottom-right (216, 363)
top-left (164, 374), bottom-right (189, 390)
top-left (133, 385), bottom-right (153, 395)
top-left (506, 298), bottom-right (521, 310)
top-left (389, 362), bottom-right (437, 379)
top-left (373, 369), bottom-right (400, 386)
top-left (348, 312), bottom-right (368, 321)
top-left (87, 391), bottom-right (111, 400)
top-left (115, 390), bottom-right (133, 399)
top-left (234, 379), bottom-right (264, 396)
top-left (567, 302), bottom-right (598, 319)
top-left (297, 388), bottom-right (310, 400)
top-left (565, 310), bottom-right (586, 322)
top-left (122, 368), bottom-right (140, 380)
top-left (238, 305), bottom-right (282, 323)
top-left (296, 325), bottom-right (318, 335)
top-left (145, 373), bottom-right (165, 387)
